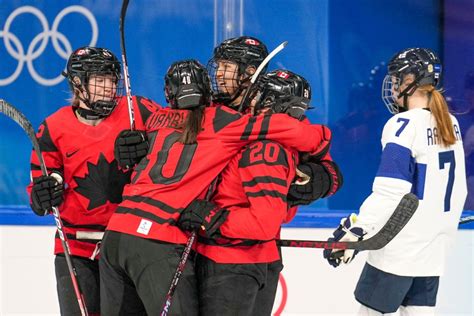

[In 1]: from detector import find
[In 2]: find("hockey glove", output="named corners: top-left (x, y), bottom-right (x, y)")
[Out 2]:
top-left (31, 173), bottom-right (64, 216)
top-left (177, 199), bottom-right (229, 238)
top-left (288, 161), bottom-right (343, 207)
top-left (114, 130), bottom-right (148, 169)
top-left (323, 213), bottom-right (366, 268)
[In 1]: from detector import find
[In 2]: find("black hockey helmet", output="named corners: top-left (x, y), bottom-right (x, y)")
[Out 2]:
top-left (208, 36), bottom-right (269, 104)
top-left (64, 46), bottom-right (122, 118)
top-left (212, 36), bottom-right (269, 72)
top-left (382, 48), bottom-right (442, 113)
top-left (252, 69), bottom-right (311, 120)
top-left (164, 59), bottom-right (211, 109)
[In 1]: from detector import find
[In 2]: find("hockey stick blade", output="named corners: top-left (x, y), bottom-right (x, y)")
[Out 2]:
top-left (0, 99), bottom-right (45, 171)
top-left (459, 215), bottom-right (474, 225)
top-left (0, 99), bottom-right (89, 316)
top-left (120, 0), bottom-right (135, 129)
top-left (278, 193), bottom-right (419, 251)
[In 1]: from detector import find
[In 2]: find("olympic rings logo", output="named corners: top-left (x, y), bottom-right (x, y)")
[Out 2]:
top-left (0, 6), bottom-right (98, 86)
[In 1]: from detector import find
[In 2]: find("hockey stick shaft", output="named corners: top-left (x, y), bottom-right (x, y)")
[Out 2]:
top-left (237, 41), bottom-right (288, 112)
top-left (0, 99), bottom-right (89, 316)
top-left (278, 193), bottom-right (419, 250)
top-left (120, 0), bottom-right (135, 130)
top-left (160, 179), bottom-right (218, 315)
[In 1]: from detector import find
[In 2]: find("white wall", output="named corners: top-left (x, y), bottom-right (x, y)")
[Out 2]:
top-left (0, 226), bottom-right (472, 316)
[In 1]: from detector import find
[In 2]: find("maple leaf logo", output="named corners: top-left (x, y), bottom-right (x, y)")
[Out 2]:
top-left (74, 154), bottom-right (132, 210)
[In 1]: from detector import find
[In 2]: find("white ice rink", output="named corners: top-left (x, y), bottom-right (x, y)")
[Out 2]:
top-left (1, 226), bottom-right (472, 315)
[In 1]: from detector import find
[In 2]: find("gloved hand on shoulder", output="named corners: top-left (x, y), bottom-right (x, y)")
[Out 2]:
top-left (288, 160), bottom-right (343, 207)
top-left (114, 130), bottom-right (148, 169)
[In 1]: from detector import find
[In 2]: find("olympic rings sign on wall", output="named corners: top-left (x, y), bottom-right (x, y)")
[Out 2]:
top-left (0, 5), bottom-right (98, 86)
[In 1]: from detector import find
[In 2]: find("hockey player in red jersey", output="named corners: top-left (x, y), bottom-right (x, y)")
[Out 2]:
top-left (182, 70), bottom-right (341, 315)
top-left (100, 59), bottom-right (332, 315)
top-left (208, 35), bottom-right (342, 209)
top-left (27, 46), bottom-right (160, 315)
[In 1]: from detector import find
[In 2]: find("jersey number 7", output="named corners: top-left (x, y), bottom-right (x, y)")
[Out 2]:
top-left (439, 150), bottom-right (455, 212)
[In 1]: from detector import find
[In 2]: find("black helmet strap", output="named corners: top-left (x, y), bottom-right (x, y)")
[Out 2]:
top-left (397, 73), bottom-right (423, 112)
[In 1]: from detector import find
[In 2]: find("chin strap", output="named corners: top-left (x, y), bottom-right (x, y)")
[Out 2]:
top-left (75, 107), bottom-right (107, 120)
top-left (396, 74), bottom-right (424, 113)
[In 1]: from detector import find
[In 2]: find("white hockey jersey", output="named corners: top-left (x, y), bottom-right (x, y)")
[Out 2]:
top-left (357, 108), bottom-right (467, 276)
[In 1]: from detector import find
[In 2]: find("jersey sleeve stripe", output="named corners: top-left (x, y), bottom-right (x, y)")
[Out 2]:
top-left (115, 206), bottom-right (177, 225)
top-left (242, 176), bottom-right (287, 188)
top-left (240, 116), bottom-right (257, 140)
top-left (246, 190), bottom-right (287, 202)
top-left (61, 219), bottom-right (107, 231)
top-left (411, 162), bottom-right (427, 199)
top-left (256, 114), bottom-right (271, 140)
top-left (30, 163), bottom-right (63, 173)
top-left (123, 195), bottom-right (184, 214)
top-left (376, 142), bottom-right (415, 183)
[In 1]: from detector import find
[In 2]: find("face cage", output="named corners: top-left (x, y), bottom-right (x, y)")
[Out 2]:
top-left (207, 59), bottom-right (242, 104)
top-left (252, 90), bottom-right (308, 120)
top-left (85, 73), bottom-right (123, 116)
top-left (381, 75), bottom-right (402, 114)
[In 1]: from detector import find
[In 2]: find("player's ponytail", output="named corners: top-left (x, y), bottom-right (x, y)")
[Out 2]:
top-left (418, 85), bottom-right (456, 147)
top-left (179, 106), bottom-right (205, 144)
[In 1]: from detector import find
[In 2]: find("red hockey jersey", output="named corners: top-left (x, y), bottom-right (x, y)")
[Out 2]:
top-left (27, 96), bottom-right (160, 258)
top-left (106, 106), bottom-right (331, 245)
top-left (196, 140), bottom-right (297, 263)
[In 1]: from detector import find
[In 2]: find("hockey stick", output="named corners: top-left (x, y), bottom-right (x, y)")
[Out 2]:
top-left (0, 99), bottom-right (89, 316)
top-left (160, 179), bottom-right (218, 316)
top-left (278, 193), bottom-right (419, 250)
top-left (237, 41), bottom-right (288, 112)
top-left (120, 0), bottom-right (135, 130)
top-left (459, 215), bottom-right (474, 225)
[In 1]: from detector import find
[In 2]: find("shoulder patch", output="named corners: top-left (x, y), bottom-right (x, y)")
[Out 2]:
top-left (135, 95), bottom-right (161, 124)
top-left (213, 106), bottom-right (241, 133)
top-left (37, 121), bottom-right (58, 152)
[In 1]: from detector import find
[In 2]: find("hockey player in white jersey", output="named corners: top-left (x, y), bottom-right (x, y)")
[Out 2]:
top-left (323, 48), bottom-right (467, 316)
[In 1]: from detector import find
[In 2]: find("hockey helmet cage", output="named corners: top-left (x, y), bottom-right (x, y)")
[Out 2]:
top-left (382, 48), bottom-right (442, 114)
top-left (64, 47), bottom-right (122, 117)
top-left (253, 69), bottom-right (311, 120)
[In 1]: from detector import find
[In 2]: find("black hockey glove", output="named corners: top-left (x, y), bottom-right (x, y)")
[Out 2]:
top-left (287, 160), bottom-right (343, 207)
top-left (177, 199), bottom-right (229, 238)
top-left (114, 130), bottom-right (148, 169)
top-left (31, 173), bottom-right (64, 216)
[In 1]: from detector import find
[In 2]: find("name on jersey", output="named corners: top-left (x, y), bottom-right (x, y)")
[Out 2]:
top-left (146, 112), bottom-right (185, 130)
top-left (427, 123), bottom-right (461, 145)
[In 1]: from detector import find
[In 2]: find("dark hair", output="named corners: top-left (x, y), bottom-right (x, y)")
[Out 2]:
top-left (179, 107), bottom-right (205, 144)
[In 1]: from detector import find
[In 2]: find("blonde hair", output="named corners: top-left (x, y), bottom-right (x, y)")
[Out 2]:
top-left (417, 85), bottom-right (455, 146)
